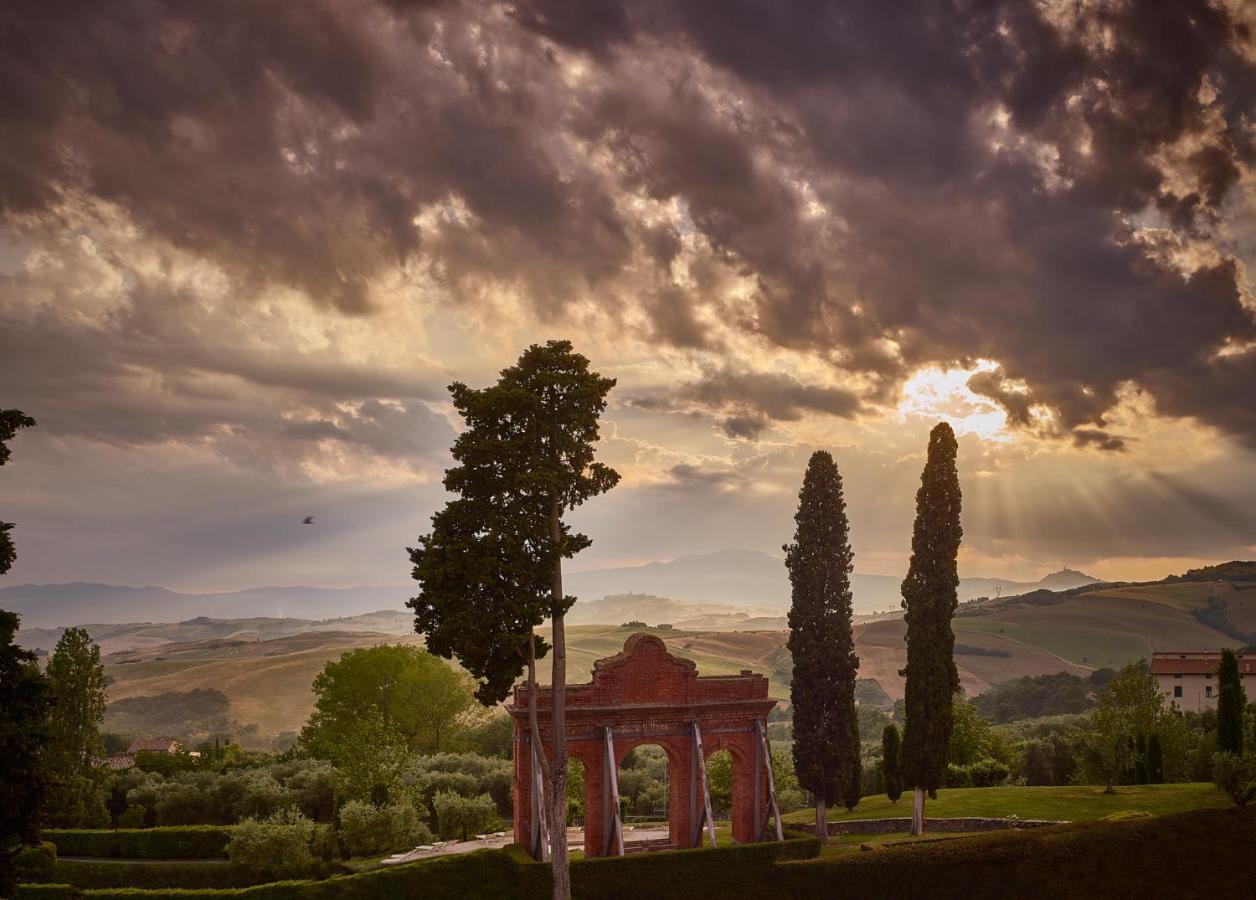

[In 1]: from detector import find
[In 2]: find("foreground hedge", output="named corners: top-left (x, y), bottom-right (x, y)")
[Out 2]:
top-left (23, 810), bottom-right (1256, 899)
top-left (777, 806), bottom-right (1256, 899)
top-left (45, 828), bottom-right (233, 860)
top-left (51, 860), bottom-right (273, 890)
top-left (14, 837), bottom-right (818, 899)
top-left (568, 832), bottom-right (821, 899)
top-left (52, 846), bottom-right (532, 900)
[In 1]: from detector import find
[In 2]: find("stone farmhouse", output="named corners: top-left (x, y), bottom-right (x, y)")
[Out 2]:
top-left (1152, 650), bottom-right (1255, 712)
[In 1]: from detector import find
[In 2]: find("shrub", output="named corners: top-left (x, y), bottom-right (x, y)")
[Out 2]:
top-left (432, 791), bottom-right (499, 841)
top-left (968, 758), bottom-right (1010, 788)
top-left (227, 809), bottom-right (315, 879)
top-left (945, 763), bottom-right (971, 788)
top-left (14, 842), bottom-right (57, 881)
top-left (44, 826), bottom-right (232, 859)
top-left (337, 800), bottom-right (430, 858)
top-left (1212, 751), bottom-right (1256, 806)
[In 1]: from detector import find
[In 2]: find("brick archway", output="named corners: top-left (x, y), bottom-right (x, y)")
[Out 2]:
top-left (509, 633), bottom-right (781, 857)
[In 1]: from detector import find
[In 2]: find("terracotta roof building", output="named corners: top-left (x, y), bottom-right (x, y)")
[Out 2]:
top-left (1151, 651), bottom-right (1255, 712)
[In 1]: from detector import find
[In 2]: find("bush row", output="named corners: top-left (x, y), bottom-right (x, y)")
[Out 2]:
top-left (26, 811), bottom-right (1254, 900)
top-left (15, 835), bottom-right (819, 899)
top-left (45, 827), bottom-right (233, 860)
top-left (51, 861), bottom-right (274, 891)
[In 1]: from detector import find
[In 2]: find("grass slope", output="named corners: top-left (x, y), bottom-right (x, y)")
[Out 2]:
top-left (781, 782), bottom-right (1229, 825)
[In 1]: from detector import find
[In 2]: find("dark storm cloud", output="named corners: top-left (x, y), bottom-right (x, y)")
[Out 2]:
top-left (3, 0), bottom-right (1256, 450)
top-left (633, 367), bottom-right (863, 439)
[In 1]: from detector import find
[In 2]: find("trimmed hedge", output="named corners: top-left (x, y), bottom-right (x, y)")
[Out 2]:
top-left (776, 806), bottom-right (1256, 899)
top-left (12, 886), bottom-right (79, 899)
top-left (568, 833), bottom-right (821, 899)
top-left (60, 847), bottom-right (531, 899)
top-left (24, 811), bottom-right (1256, 899)
top-left (51, 861), bottom-right (271, 890)
top-left (45, 828), bottom-right (233, 860)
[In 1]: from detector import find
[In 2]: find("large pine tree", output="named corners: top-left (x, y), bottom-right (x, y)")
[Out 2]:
top-left (785, 450), bottom-right (858, 838)
top-left (1217, 647), bottom-right (1245, 755)
top-left (900, 422), bottom-right (962, 835)
top-left (409, 341), bottom-right (618, 899)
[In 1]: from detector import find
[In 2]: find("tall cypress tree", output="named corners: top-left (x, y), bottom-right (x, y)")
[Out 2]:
top-left (900, 422), bottom-right (962, 835)
top-left (1217, 648), bottom-right (1245, 755)
top-left (882, 723), bottom-right (903, 803)
top-left (785, 450), bottom-right (858, 839)
top-left (844, 716), bottom-right (863, 811)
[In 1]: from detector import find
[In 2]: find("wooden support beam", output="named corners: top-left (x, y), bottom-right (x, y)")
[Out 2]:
top-left (755, 720), bottom-right (784, 842)
top-left (531, 741), bottom-right (551, 862)
top-left (691, 721), bottom-right (718, 848)
top-left (603, 726), bottom-right (625, 856)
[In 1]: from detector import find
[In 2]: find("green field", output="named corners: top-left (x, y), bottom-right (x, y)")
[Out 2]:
top-left (952, 619), bottom-right (1150, 669)
top-left (782, 782), bottom-right (1229, 826)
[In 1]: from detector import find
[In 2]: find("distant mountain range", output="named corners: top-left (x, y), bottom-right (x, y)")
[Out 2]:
top-left (1, 549), bottom-right (1100, 628)
top-left (567, 549), bottom-right (1099, 614)
top-left (0, 582), bottom-right (414, 629)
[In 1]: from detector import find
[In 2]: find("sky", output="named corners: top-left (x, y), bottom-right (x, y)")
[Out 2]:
top-left (2, 0), bottom-right (1256, 593)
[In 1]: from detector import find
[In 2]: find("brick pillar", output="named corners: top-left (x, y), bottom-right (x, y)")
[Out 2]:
top-left (582, 754), bottom-right (607, 857)
top-left (668, 747), bottom-right (694, 849)
top-left (730, 737), bottom-right (767, 844)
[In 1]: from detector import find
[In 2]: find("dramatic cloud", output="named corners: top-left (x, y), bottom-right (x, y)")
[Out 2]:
top-left (3, 0), bottom-right (1256, 588)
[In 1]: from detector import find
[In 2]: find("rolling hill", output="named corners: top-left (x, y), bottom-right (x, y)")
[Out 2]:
top-left (2, 551), bottom-right (1100, 628)
top-left (26, 564), bottom-right (1252, 748)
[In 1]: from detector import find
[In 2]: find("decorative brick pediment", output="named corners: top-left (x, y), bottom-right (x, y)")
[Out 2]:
top-left (590, 633), bottom-right (697, 704)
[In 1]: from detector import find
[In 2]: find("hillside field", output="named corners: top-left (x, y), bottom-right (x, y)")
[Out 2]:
top-left (96, 575), bottom-right (1256, 743)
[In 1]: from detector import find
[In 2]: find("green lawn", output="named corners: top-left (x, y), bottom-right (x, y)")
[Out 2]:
top-left (781, 783), bottom-right (1229, 826)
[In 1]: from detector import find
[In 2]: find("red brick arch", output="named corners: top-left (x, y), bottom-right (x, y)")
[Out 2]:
top-left (510, 633), bottom-right (780, 857)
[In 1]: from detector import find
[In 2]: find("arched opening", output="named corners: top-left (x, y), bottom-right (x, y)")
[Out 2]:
top-left (617, 744), bottom-right (672, 851)
top-left (704, 748), bottom-right (735, 844)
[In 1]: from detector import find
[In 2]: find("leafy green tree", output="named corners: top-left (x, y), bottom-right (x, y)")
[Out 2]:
top-left (300, 645), bottom-right (482, 758)
top-left (1216, 648), bottom-right (1245, 755)
top-left (0, 611), bottom-right (52, 894)
top-left (882, 723), bottom-right (903, 803)
top-left (409, 341), bottom-right (618, 898)
top-left (900, 422), bottom-right (962, 835)
top-left (784, 450), bottom-right (858, 837)
top-left (1081, 660), bottom-right (1180, 791)
top-left (0, 409), bottom-right (36, 576)
top-left (44, 628), bottom-right (110, 826)
top-left (948, 696), bottom-right (994, 766)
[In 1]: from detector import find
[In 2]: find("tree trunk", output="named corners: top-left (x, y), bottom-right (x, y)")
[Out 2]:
top-left (911, 787), bottom-right (925, 836)
top-left (548, 500), bottom-right (570, 900)
top-left (815, 795), bottom-right (827, 839)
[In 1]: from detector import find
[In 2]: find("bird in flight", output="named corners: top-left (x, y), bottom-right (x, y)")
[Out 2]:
top-left (302, 516), bottom-right (315, 525)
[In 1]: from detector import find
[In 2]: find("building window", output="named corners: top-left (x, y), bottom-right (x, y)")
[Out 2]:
top-left (1174, 674), bottom-right (1182, 679)
top-left (1173, 686), bottom-right (1183, 698)
top-left (1206, 686), bottom-right (1213, 699)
